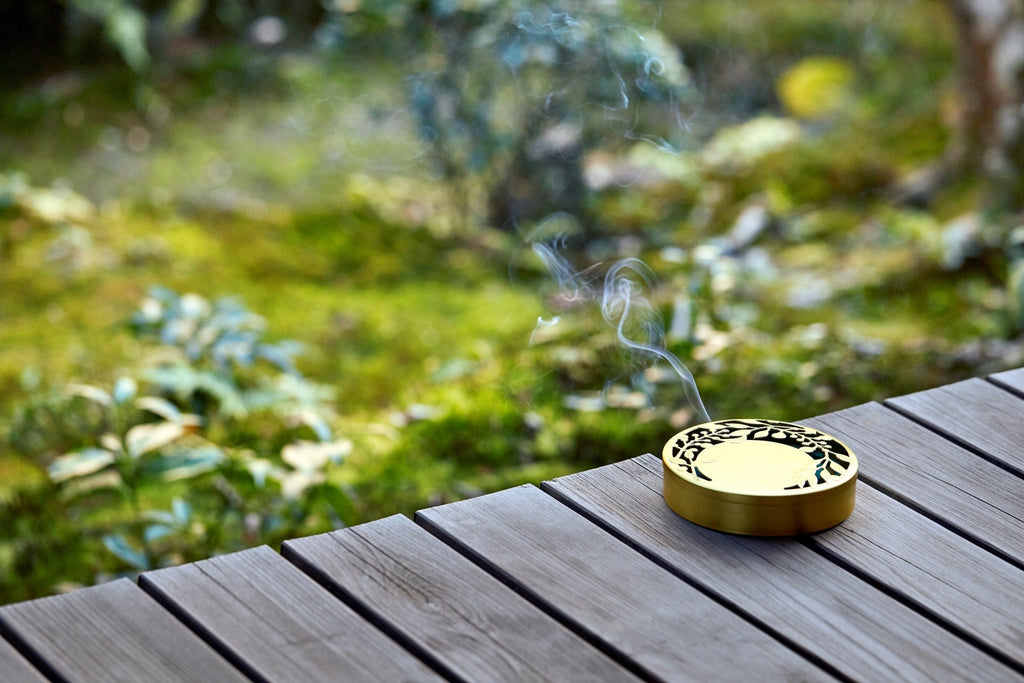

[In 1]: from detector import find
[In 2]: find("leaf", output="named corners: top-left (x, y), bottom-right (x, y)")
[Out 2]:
top-left (281, 441), bottom-right (329, 471)
top-left (255, 342), bottom-right (301, 374)
top-left (179, 292), bottom-right (210, 319)
top-left (279, 470), bottom-right (325, 499)
top-left (317, 482), bottom-right (354, 521)
top-left (429, 357), bottom-right (482, 382)
top-left (103, 534), bottom-right (150, 571)
top-left (125, 422), bottom-right (185, 458)
top-left (135, 296), bottom-right (164, 325)
top-left (134, 396), bottom-right (182, 423)
top-left (142, 446), bottom-right (224, 481)
top-left (245, 458), bottom-right (277, 488)
top-left (143, 510), bottom-right (178, 526)
top-left (141, 498), bottom-right (191, 542)
top-left (48, 448), bottom-right (116, 482)
top-left (20, 185), bottom-right (94, 223)
top-left (142, 365), bottom-right (248, 417)
top-left (282, 439), bottom-right (352, 472)
top-left (104, 3), bottom-right (150, 72)
top-left (58, 469), bottom-right (123, 502)
top-left (940, 213), bottom-right (983, 270)
top-left (112, 377), bottom-right (138, 405)
top-left (172, 498), bottom-right (191, 524)
top-left (66, 383), bottom-right (113, 407)
top-left (100, 433), bottom-right (124, 453)
top-left (295, 409), bottom-right (332, 442)
top-left (143, 524), bottom-right (175, 545)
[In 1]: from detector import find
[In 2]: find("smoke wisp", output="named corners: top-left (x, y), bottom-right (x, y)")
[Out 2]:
top-left (524, 215), bottom-right (710, 423)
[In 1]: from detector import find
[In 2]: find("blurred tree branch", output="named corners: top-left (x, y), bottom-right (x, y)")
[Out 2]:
top-left (946, 0), bottom-right (1024, 215)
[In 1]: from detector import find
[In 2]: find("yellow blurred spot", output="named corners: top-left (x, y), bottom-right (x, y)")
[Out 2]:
top-left (776, 56), bottom-right (855, 119)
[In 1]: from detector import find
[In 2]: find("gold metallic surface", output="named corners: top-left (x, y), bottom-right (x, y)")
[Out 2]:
top-left (662, 419), bottom-right (858, 536)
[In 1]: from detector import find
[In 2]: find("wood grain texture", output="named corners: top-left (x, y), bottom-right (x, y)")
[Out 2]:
top-left (416, 484), bottom-right (828, 682)
top-left (0, 636), bottom-right (46, 683)
top-left (804, 402), bottom-right (1024, 567)
top-left (807, 483), bottom-right (1024, 668)
top-left (542, 456), bottom-right (1023, 683)
top-left (0, 578), bottom-right (246, 683)
top-left (989, 367), bottom-right (1024, 395)
top-left (284, 514), bottom-right (637, 683)
top-left (140, 544), bottom-right (440, 683)
top-left (885, 378), bottom-right (1024, 473)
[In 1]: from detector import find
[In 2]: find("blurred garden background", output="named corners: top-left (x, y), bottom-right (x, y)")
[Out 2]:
top-left (2, 0), bottom-right (1024, 603)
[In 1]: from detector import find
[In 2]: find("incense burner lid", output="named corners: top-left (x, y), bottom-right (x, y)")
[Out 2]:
top-left (662, 419), bottom-right (858, 536)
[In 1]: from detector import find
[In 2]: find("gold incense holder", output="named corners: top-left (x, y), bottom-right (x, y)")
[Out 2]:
top-left (662, 419), bottom-right (858, 536)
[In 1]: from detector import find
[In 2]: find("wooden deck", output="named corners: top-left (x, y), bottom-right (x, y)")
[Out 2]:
top-left (2, 368), bottom-right (1024, 681)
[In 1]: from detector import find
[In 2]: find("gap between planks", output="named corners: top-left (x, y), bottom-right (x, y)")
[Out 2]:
top-left (884, 377), bottom-right (1024, 480)
top-left (536, 453), bottom-right (1022, 681)
top-left (5, 368), bottom-right (1022, 683)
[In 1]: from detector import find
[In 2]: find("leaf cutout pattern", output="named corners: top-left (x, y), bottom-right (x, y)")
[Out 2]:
top-left (665, 419), bottom-right (851, 489)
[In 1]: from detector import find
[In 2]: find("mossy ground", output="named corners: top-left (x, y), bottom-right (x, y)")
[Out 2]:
top-left (1, 1), bottom-right (1021, 601)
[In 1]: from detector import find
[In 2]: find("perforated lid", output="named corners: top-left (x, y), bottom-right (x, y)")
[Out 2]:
top-left (662, 419), bottom-right (858, 535)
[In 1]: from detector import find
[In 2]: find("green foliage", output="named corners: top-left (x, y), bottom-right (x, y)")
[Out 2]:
top-left (4, 2), bottom-right (1024, 606)
top-left (129, 287), bottom-right (335, 444)
top-left (326, 0), bottom-right (695, 233)
top-left (44, 376), bottom-right (218, 570)
top-left (5, 387), bottom-right (111, 465)
top-left (283, 209), bottom-right (456, 285)
top-left (0, 483), bottom-right (98, 602)
top-left (30, 367), bottom-right (356, 581)
top-left (396, 409), bottom-right (534, 470)
top-left (0, 289), bottom-right (358, 591)
top-left (132, 287), bottom-right (301, 373)
top-left (0, 171), bottom-right (97, 262)
top-left (68, 0), bottom-right (151, 72)
top-left (1006, 227), bottom-right (1024, 334)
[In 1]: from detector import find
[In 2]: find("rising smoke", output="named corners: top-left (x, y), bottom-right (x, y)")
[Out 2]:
top-left (524, 214), bottom-right (711, 424)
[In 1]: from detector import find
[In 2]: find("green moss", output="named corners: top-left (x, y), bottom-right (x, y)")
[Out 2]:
top-left (0, 6), bottom-right (1018, 603)
top-left (749, 137), bottom-right (896, 207)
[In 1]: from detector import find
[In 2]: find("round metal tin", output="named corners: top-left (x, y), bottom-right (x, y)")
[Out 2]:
top-left (662, 419), bottom-right (858, 536)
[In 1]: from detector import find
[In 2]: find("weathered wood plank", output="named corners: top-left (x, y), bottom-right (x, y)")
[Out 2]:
top-left (416, 484), bottom-right (830, 682)
top-left (806, 483), bottom-right (1024, 668)
top-left (140, 544), bottom-right (441, 683)
top-left (542, 456), bottom-right (1023, 682)
top-left (283, 514), bottom-right (638, 683)
top-left (885, 378), bottom-right (1024, 474)
top-left (805, 402), bottom-right (1024, 567)
top-left (0, 636), bottom-right (46, 683)
top-left (0, 578), bottom-right (246, 683)
top-left (989, 367), bottom-right (1024, 395)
